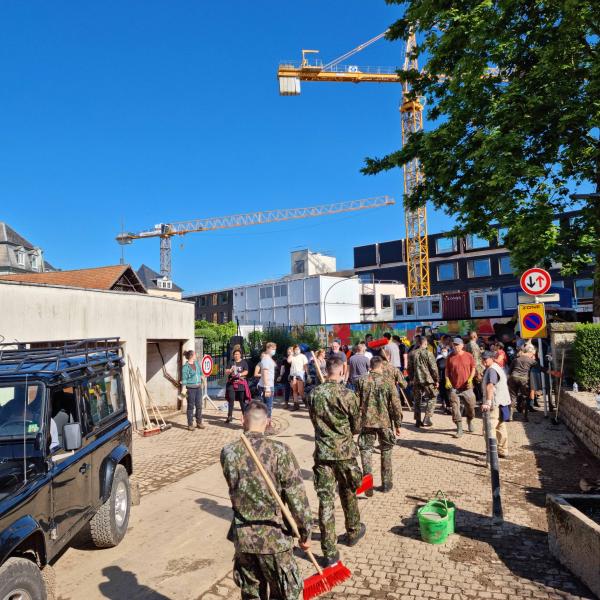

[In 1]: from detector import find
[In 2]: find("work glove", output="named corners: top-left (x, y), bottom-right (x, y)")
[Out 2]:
top-left (445, 379), bottom-right (452, 390)
top-left (467, 377), bottom-right (474, 389)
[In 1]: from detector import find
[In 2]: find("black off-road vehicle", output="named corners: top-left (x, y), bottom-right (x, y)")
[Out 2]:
top-left (0, 338), bottom-right (136, 599)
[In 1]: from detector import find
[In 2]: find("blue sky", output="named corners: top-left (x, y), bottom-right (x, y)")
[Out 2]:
top-left (0, 0), bottom-right (453, 293)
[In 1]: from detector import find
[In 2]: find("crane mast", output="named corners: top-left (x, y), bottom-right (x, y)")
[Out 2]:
top-left (277, 31), bottom-right (431, 297)
top-left (116, 196), bottom-right (395, 280)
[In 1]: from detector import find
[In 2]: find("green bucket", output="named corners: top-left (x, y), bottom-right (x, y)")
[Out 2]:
top-left (431, 490), bottom-right (456, 535)
top-left (417, 502), bottom-right (450, 545)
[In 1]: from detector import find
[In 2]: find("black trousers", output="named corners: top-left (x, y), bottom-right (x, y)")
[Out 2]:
top-left (186, 386), bottom-right (202, 426)
top-left (227, 385), bottom-right (247, 418)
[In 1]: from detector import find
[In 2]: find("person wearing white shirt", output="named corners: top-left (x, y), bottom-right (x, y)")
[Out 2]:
top-left (288, 345), bottom-right (309, 411)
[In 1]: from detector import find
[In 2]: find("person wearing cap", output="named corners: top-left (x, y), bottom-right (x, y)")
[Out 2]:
top-left (481, 350), bottom-right (511, 458)
top-left (408, 336), bottom-right (439, 427)
top-left (445, 338), bottom-right (477, 438)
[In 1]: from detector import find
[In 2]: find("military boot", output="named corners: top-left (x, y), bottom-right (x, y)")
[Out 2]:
top-left (423, 415), bottom-right (433, 427)
top-left (454, 421), bottom-right (464, 438)
top-left (467, 418), bottom-right (475, 433)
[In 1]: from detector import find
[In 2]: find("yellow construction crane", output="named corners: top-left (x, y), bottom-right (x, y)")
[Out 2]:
top-left (116, 196), bottom-right (395, 281)
top-left (277, 31), bottom-right (431, 297)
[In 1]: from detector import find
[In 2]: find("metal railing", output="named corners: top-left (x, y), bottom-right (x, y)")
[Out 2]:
top-left (279, 61), bottom-right (399, 75)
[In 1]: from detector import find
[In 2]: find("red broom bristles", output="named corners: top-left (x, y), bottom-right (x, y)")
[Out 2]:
top-left (303, 561), bottom-right (352, 600)
top-left (356, 473), bottom-right (373, 496)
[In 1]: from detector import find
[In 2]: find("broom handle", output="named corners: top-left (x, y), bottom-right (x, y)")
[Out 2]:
top-left (399, 386), bottom-right (410, 408)
top-left (240, 434), bottom-right (323, 574)
top-left (311, 352), bottom-right (325, 384)
top-left (556, 349), bottom-right (566, 404)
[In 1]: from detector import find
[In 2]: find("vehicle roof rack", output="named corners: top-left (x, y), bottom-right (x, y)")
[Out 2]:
top-left (0, 338), bottom-right (123, 378)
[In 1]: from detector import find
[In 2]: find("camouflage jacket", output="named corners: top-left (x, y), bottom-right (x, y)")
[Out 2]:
top-left (356, 371), bottom-right (403, 430)
top-left (307, 381), bottom-right (360, 462)
top-left (381, 361), bottom-right (408, 390)
top-left (466, 340), bottom-right (484, 376)
top-left (408, 347), bottom-right (439, 386)
top-left (220, 432), bottom-right (312, 554)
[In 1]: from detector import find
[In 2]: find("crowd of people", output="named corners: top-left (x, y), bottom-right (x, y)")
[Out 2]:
top-left (208, 328), bottom-right (552, 598)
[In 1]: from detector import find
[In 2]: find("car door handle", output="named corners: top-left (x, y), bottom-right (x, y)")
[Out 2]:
top-left (79, 463), bottom-right (90, 474)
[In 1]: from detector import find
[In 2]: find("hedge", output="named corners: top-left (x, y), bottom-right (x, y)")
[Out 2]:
top-left (573, 323), bottom-right (600, 393)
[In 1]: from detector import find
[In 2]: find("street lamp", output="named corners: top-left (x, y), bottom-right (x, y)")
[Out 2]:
top-left (322, 276), bottom-right (359, 325)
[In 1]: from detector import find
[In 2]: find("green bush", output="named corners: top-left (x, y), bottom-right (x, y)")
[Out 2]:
top-left (573, 323), bottom-right (600, 393)
top-left (194, 320), bottom-right (237, 346)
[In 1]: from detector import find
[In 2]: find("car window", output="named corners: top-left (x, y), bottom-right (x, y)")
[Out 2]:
top-left (82, 373), bottom-right (125, 431)
top-left (50, 385), bottom-right (80, 451)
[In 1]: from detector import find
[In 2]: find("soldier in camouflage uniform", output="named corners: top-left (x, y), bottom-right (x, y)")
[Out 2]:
top-left (221, 401), bottom-right (312, 599)
top-left (307, 356), bottom-right (365, 566)
top-left (381, 347), bottom-right (409, 407)
top-left (466, 331), bottom-right (485, 402)
top-left (356, 356), bottom-right (403, 495)
top-left (408, 337), bottom-right (439, 427)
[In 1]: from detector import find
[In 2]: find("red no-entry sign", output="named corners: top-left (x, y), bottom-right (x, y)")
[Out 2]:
top-left (520, 268), bottom-right (552, 296)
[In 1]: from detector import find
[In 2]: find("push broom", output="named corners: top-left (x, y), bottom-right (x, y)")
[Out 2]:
top-left (240, 434), bottom-right (351, 599)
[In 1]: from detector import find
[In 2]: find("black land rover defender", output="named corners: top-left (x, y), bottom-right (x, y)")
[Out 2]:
top-left (0, 338), bottom-right (135, 599)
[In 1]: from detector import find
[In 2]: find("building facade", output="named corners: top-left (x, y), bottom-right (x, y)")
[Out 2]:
top-left (353, 218), bottom-right (594, 314)
top-left (137, 264), bottom-right (183, 300)
top-left (232, 275), bottom-right (361, 326)
top-left (0, 222), bottom-right (54, 275)
top-left (184, 290), bottom-right (234, 323)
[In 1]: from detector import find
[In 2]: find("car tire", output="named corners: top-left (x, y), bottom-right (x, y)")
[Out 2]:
top-left (87, 464), bottom-right (131, 548)
top-left (0, 557), bottom-right (46, 600)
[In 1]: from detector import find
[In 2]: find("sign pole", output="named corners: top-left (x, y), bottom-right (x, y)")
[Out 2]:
top-left (537, 338), bottom-right (548, 417)
top-left (201, 375), bottom-right (219, 410)
top-left (483, 410), bottom-right (504, 524)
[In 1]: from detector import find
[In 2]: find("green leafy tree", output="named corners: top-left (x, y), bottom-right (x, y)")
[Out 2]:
top-left (194, 320), bottom-right (237, 346)
top-left (363, 1), bottom-right (599, 317)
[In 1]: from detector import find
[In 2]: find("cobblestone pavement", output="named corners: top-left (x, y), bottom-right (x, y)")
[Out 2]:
top-left (132, 405), bottom-right (287, 496)
top-left (198, 405), bottom-right (600, 600)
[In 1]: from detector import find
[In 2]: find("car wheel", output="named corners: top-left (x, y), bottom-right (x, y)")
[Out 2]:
top-left (88, 464), bottom-right (131, 548)
top-left (0, 557), bottom-right (46, 600)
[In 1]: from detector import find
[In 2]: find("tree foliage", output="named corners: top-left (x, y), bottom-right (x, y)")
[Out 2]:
top-left (364, 1), bottom-right (600, 315)
top-left (194, 320), bottom-right (237, 346)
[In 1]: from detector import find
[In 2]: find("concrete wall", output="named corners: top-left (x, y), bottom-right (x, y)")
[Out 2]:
top-left (0, 280), bottom-right (195, 416)
top-left (559, 390), bottom-right (600, 459)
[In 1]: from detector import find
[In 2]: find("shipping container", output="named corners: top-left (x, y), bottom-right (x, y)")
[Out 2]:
top-left (442, 291), bottom-right (470, 320)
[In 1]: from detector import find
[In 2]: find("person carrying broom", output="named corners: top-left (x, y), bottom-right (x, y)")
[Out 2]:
top-left (221, 401), bottom-right (312, 599)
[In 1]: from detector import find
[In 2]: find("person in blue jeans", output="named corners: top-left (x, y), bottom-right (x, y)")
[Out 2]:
top-left (254, 342), bottom-right (277, 432)
top-left (182, 350), bottom-right (206, 431)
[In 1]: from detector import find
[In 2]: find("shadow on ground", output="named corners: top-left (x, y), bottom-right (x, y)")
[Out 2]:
top-left (98, 566), bottom-right (170, 599)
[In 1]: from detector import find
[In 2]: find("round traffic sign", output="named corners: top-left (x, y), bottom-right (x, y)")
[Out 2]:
top-left (520, 268), bottom-right (552, 295)
top-left (523, 312), bottom-right (543, 331)
top-left (201, 354), bottom-right (213, 377)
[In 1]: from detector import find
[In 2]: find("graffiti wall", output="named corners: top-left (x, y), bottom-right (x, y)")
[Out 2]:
top-left (293, 317), bottom-right (512, 347)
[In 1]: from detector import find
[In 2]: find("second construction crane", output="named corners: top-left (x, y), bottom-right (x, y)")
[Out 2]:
top-left (116, 196), bottom-right (394, 281)
top-left (278, 31), bottom-right (431, 297)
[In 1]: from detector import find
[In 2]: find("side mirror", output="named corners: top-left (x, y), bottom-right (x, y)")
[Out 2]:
top-left (63, 423), bottom-right (82, 451)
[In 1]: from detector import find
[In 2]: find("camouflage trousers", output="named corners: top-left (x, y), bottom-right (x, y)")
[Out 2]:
top-left (313, 459), bottom-right (363, 559)
top-left (233, 549), bottom-right (302, 600)
top-left (413, 383), bottom-right (437, 421)
top-left (358, 427), bottom-right (396, 488)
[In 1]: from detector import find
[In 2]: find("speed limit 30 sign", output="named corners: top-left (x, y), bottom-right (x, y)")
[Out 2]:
top-left (520, 267), bottom-right (552, 296)
top-left (201, 354), bottom-right (214, 377)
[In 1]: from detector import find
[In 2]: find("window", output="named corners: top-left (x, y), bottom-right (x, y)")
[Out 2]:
top-left (16, 250), bottom-right (26, 266)
top-left (435, 236), bottom-right (457, 254)
top-left (84, 373), bottom-right (124, 429)
top-left (467, 258), bottom-right (491, 278)
top-left (466, 234), bottom-right (490, 250)
top-left (497, 228), bottom-right (508, 245)
top-left (200, 296), bottom-right (207, 306)
top-left (274, 284), bottom-right (287, 298)
top-left (487, 294), bottom-right (500, 310)
top-left (212, 313), bottom-right (218, 323)
top-left (212, 294), bottom-right (218, 305)
top-left (473, 295), bottom-right (485, 311)
top-left (30, 254), bottom-right (39, 271)
top-left (405, 301), bottom-right (415, 316)
top-left (394, 303), bottom-right (404, 317)
top-left (358, 272), bottom-right (374, 284)
top-left (381, 294), bottom-right (391, 308)
top-left (575, 278), bottom-right (593, 299)
top-left (503, 291), bottom-right (518, 310)
top-left (499, 256), bottom-right (513, 275)
top-left (260, 287), bottom-right (273, 299)
top-left (431, 299), bottom-right (441, 314)
top-left (157, 278), bottom-right (172, 290)
top-left (293, 260), bottom-right (305, 274)
top-left (218, 292), bottom-right (229, 304)
top-left (437, 262), bottom-right (458, 281)
top-left (360, 294), bottom-right (375, 309)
